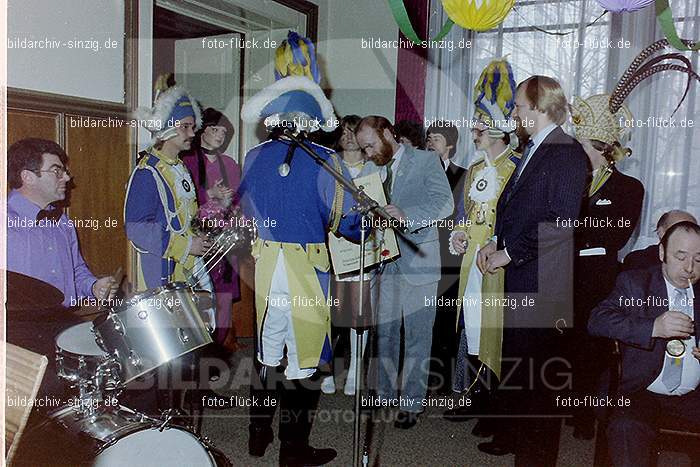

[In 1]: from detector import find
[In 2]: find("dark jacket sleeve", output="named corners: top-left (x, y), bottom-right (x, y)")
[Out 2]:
top-left (588, 270), bottom-right (656, 350)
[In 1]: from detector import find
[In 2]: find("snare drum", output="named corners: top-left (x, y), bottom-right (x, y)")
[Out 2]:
top-left (55, 322), bottom-right (108, 384)
top-left (93, 282), bottom-right (213, 386)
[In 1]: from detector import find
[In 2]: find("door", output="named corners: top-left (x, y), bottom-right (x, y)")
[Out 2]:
top-left (175, 33), bottom-right (242, 160)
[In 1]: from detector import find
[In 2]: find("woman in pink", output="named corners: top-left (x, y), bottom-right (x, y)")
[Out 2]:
top-left (183, 107), bottom-right (241, 346)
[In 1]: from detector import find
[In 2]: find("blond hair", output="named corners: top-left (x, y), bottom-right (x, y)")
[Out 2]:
top-left (518, 76), bottom-right (568, 125)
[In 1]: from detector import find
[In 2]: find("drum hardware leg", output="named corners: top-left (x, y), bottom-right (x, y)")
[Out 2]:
top-left (158, 409), bottom-right (175, 432)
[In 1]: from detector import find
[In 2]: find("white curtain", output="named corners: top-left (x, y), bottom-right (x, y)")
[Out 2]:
top-left (425, 0), bottom-right (699, 255)
top-left (613, 1), bottom-right (700, 253)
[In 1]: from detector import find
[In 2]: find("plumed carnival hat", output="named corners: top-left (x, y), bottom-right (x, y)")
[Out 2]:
top-left (571, 39), bottom-right (700, 163)
top-left (570, 94), bottom-right (633, 147)
top-left (472, 59), bottom-right (518, 138)
top-left (241, 31), bottom-right (337, 132)
top-left (133, 74), bottom-right (203, 144)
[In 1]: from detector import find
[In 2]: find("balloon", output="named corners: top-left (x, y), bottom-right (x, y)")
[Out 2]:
top-left (596, 0), bottom-right (654, 12)
top-left (440, 0), bottom-right (515, 32)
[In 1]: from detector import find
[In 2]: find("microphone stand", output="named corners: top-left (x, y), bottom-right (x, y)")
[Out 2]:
top-left (282, 128), bottom-right (409, 235)
top-left (281, 127), bottom-right (416, 467)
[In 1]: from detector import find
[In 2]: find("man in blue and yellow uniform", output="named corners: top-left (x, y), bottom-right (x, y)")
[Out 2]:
top-left (125, 83), bottom-right (212, 289)
top-left (443, 60), bottom-right (521, 440)
top-left (124, 82), bottom-right (218, 413)
top-left (240, 31), bottom-right (365, 466)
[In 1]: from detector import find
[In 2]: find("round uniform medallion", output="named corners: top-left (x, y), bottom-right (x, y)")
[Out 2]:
top-left (278, 163), bottom-right (290, 177)
top-left (476, 178), bottom-right (488, 191)
top-left (666, 339), bottom-right (686, 358)
top-left (182, 180), bottom-right (191, 192)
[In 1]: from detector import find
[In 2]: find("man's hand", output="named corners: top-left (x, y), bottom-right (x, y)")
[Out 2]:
top-left (652, 311), bottom-right (694, 339)
top-left (477, 241), bottom-right (497, 273)
top-left (693, 346), bottom-right (700, 362)
top-left (92, 276), bottom-right (118, 300)
top-left (190, 235), bottom-right (214, 256)
top-left (451, 231), bottom-right (467, 254)
top-left (485, 250), bottom-right (511, 274)
top-left (384, 204), bottom-right (406, 223)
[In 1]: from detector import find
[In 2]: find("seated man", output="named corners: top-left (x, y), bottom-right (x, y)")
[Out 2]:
top-left (622, 209), bottom-right (696, 271)
top-left (6, 138), bottom-right (117, 405)
top-left (589, 221), bottom-right (700, 467)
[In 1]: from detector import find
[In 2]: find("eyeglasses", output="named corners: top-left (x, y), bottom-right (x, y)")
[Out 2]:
top-left (34, 166), bottom-right (71, 178)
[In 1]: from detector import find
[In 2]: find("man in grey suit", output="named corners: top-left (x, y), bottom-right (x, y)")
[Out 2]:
top-left (356, 116), bottom-right (453, 429)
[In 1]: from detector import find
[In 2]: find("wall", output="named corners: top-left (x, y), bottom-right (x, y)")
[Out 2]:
top-left (8, 0), bottom-right (125, 103)
top-left (319, 0), bottom-right (398, 119)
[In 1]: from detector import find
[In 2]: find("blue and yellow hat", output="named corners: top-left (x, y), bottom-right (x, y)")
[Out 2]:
top-left (241, 31), bottom-right (337, 132)
top-left (473, 59), bottom-right (517, 136)
top-left (133, 76), bottom-right (203, 143)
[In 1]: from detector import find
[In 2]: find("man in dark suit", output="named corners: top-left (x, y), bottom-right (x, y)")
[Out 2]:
top-left (476, 75), bottom-right (589, 465)
top-left (589, 221), bottom-right (700, 467)
top-left (568, 93), bottom-right (646, 438)
top-left (622, 210), bottom-right (697, 271)
top-left (570, 164), bottom-right (644, 438)
top-left (426, 122), bottom-right (467, 393)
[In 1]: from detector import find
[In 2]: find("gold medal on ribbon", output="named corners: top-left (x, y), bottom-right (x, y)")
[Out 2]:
top-left (666, 339), bottom-right (686, 358)
top-left (476, 203), bottom-right (486, 224)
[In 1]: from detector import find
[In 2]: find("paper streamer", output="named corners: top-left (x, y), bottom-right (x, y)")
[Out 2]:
top-left (656, 0), bottom-right (700, 51)
top-left (387, 0), bottom-right (455, 45)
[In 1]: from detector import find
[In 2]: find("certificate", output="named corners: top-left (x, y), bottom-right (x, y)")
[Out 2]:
top-left (328, 172), bottom-right (400, 275)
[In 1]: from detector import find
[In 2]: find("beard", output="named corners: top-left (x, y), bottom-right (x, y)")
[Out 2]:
top-left (372, 134), bottom-right (395, 166)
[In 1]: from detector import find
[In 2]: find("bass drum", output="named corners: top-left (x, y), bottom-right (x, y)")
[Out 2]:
top-left (45, 404), bottom-right (231, 467)
top-left (93, 425), bottom-right (231, 467)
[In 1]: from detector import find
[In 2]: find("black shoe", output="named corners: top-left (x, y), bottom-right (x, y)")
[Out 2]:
top-left (443, 405), bottom-right (478, 422)
top-left (478, 439), bottom-right (515, 456)
top-left (196, 389), bottom-right (232, 410)
top-left (393, 411), bottom-right (419, 429)
top-left (279, 443), bottom-right (337, 466)
top-left (249, 425), bottom-right (274, 457)
top-left (573, 422), bottom-right (595, 441)
top-left (471, 418), bottom-right (494, 438)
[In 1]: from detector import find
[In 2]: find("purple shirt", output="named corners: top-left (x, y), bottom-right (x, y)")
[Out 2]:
top-left (7, 190), bottom-right (96, 307)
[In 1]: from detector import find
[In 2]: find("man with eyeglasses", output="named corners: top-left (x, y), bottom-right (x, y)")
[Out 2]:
top-left (7, 137), bottom-right (118, 307)
top-left (6, 137), bottom-right (119, 418)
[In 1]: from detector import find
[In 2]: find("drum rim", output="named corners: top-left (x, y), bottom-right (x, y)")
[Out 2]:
top-left (92, 281), bottom-right (196, 327)
top-left (116, 338), bottom-right (212, 386)
top-left (116, 281), bottom-right (194, 308)
top-left (93, 423), bottom-right (218, 462)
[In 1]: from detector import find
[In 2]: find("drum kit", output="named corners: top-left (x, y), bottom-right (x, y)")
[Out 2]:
top-left (49, 281), bottom-right (230, 466)
top-left (8, 217), bottom-right (256, 466)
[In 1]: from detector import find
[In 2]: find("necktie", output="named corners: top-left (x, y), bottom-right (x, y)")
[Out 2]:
top-left (512, 140), bottom-right (535, 185)
top-left (661, 288), bottom-right (691, 392)
top-left (383, 159), bottom-right (395, 203)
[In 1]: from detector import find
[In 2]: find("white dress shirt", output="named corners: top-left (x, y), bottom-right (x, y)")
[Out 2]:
top-left (517, 122), bottom-right (557, 176)
top-left (647, 278), bottom-right (699, 396)
top-left (381, 144), bottom-right (406, 194)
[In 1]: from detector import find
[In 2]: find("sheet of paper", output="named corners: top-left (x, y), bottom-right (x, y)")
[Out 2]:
top-left (328, 172), bottom-right (400, 275)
